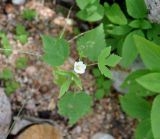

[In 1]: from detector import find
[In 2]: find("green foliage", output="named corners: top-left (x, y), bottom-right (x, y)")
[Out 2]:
top-left (104, 3), bottom-right (127, 25)
top-left (136, 73), bottom-right (160, 93)
top-left (125, 0), bottom-right (147, 18)
top-left (0, 68), bottom-right (19, 96)
top-left (22, 8), bottom-right (37, 20)
top-left (75, 0), bottom-right (95, 9)
top-left (5, 81), bottom-right (19, 96)
top-left (121, 70), bottom-right (155, 97)
top-left (77, 24), bottom-right (106, 61)
top-left (129, 19), bottom-right (152, 29)
top-left (151, 95), bottom-right (160, 139)
top-left (135, 119), bottom-right (154, 139)
top-left (119, 93), bottom-right (151, 119)
top-left (147, 24), bottom-right (160, 45)
top-left (53, 69), bottom-right (82, 98)
top-left (15, 24), bottom-right (29, 44)
top-left (42, 36), bottom-right (69, 67)
top-left (93, 68), bottom-right (112, 100)
top-left (121, 30), bottom-right (144, 67)
top-left (0, 32), bottom-right (12, 56)
top-left (134, 35), bottom-right (160, 70)
top-left (76, 0), bottom-right (104, 22)
top-left (98, 47), bottom-right (121, 78)
top-left (0, 68), bottom-right (13, 80)
top-left (58, 92), bottom-right (92, 125)
top-left (106, 24), bottom-right (132, 36)
top-left (16, 57), bottom-right (28, 69)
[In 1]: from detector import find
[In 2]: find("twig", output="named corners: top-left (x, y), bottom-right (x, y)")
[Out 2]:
top-left (87, 63), bottom-right (98, 67)
top-left (5, 96), bottom-right (31, 139)
top-left (68, 30), bottom-right (90, 43)
top-left (59, 6), bottom-right (73, 39)
top-left (0, 48), bottom-right (42, 57)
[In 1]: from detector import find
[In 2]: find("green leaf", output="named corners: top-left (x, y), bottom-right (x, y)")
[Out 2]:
top-left (121, 70), bottom-right (155, 97)
top-left (77, 24), bottom-right (106, 61)
top-left (147, 24), bottom-right (160, 45)
top-left (120, 93), bottom-right (151, 119)
top-left (0, 68), bottom-right (13, 80)
top-left (22, 8), bottom-right (37, 20)
top-left (53, 69), bottom-right (82, 90)
top-left (76, 0), bottom-right (104, 22)
top-left (129, 19), bottom-right (152, 29)
top-left (0, 33), bottom-right (12, 56)
top-left (98, 47), bottom-right (112, 78)
top-left (95, 88), bottom-right (105, 100)
top-left (135, 119), bottom-right (154, 139)
top-left (98, 47), bottom-right (121, 79)
top-left (151, 95), bottom-right (160, 139)
top-left (42, 36), bottom-right (69, 66)
top-left (5, 81), bottom-right (19, 96)
top-left (121, 30), bottom-right (144, 67)
top-left (75, 0), bottom-right (95, 9)
top-left (104, 3), bottom-right (127, 25)
top-left (59, 80), bottom-right (72, 98)
top-left (15, 24), bottom-right (29, 44)
top-left (126, 0), bottom-right (147, 18)
top-left (15, 57), bottom-right (28, 69)
top-left (106, 25), bottom-right (132, 36)
top-left (58, 92), bottom-right (92, 125)
top-left (136, 72), bottom-right (160, 93)
top-left (105, 54), bottom-right (121, 67)
top-left (134, 35), bottom-right (160, 70)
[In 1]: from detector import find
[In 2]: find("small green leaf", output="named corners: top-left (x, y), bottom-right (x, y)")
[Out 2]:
top-left (135, 119), bottom-right (154, 139)
top-left (151, 95), bottom-right (160, 139)
top-left (98, 47), bottom-right (112, 78)
top-left (15, 24), bottom-right (29, 44)
top-left (126, 0), bottom-right (147, 18)
top-left (121, 30), bottom-right (144, 67)
top-left (77, 0), bottom-right (104, 22)
top-left (22, 8), bottom-right (37, 20)
top-left (120, 93), bottom-right (151, 119)
top-left (5, 81), bottom-right (19, 96)
top-left (77, 24), bottom-right (106, 61)
top-left (58, 92), bottom-right (92, 125)
top-left (129, 19), bottom-right (152, 29)
top-left (59, 80), bottom-right (72, 98)
top-left (105, 54), bottom-right (121, 67)
top-left (42, 36), bottom-right (69, 67)
top-left (105, 3), bottom-right (127, 25)
top-left (95, 89), bottom-right (105, 100)
top-left (15, 57), bottom-right (28, 69)
top-left (134, 35), bottom-right (160, 70)
top-left (0, 68), bottom-right (13, 80)
top-left (106, 25), bottom-right (132, 36)
top-left (0, 33), bottom-right (12, 56)
top-left (136, 72), bottom-right (160, 93)
top-left (147, 24), bottom-right (160, 45)
top-left (75, 0), bottom-right (95, 9)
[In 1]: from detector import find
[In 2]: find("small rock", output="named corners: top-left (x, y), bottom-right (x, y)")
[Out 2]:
top-left (12, 0), bottom-right (26, 5)
top-left (0, 88), bottom-right (12, 138)
top-left (92, 133), bottom-right (115, 139)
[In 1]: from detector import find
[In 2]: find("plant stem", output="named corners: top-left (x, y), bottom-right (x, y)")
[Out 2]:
top-left (59, 6), bottom-right (73, 39)
top-left (0, 48), bottom-right (42, 57)
top-left (87, 63), bottom-right (98, 67)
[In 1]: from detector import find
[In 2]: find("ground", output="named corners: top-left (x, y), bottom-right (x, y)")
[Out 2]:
top-left (0, 1), bottom-right (135, 138)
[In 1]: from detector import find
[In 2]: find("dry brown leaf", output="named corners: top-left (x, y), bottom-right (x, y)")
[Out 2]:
top-left (17, 124), bottom-right (63, 139)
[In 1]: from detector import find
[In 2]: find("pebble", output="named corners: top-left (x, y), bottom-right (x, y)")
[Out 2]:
top-left (92, 133), bottom-right (115, 139)
top-left (12, 0), bottom-right (26, 5)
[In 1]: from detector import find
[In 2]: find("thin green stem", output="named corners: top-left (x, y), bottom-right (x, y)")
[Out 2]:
top-left (60, 6), bottom-right (73, 39)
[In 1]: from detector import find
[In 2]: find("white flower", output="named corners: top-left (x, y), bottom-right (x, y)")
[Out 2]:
top-left (74, 61), bottom-right (86, 74)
